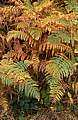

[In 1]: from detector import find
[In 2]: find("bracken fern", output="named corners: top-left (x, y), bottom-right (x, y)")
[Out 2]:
top-left (0, 0), bottom-right (78, 118)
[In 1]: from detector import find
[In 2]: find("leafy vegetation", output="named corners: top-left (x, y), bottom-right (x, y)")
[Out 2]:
top-left (0, 0), bottom-right (78, 119)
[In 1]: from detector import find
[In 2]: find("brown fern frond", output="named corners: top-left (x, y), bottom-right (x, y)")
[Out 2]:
top-left (31, 50), bottom-right (40, 72)
top-left (0, 34), bottom-right (8, 58)
top-left (0, 6), bottom-right (22, 29)
top-left (37, 12), bottom-right (64, 26)
top-left (36, 13), bottom-right (66, 32)
top-left (3, 47), bottom-right (31, 61)
top-left (10, 50), bottom-right (28, 61)
top-left (53, 0), bottom-right (68, 14)
top-left (38, 22), bottom-right (65, 33)
top-left (3, 37), bottom-right (32, 61)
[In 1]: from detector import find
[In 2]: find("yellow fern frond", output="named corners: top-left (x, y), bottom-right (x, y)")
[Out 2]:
top-left (6, 30), bottom-right (34, 47)
top-left (7, 30), bottom-right (29, 42)
top-left (0, 96), bottom-right (9, 112)
top-left (68, 92), bottom-right (73, 104)
top-left (34, 0), bottom-right (53, 12)
top-left (16, 22), bottom-right (29, 30)
top-left (72, 82), bottom-right (78, 95)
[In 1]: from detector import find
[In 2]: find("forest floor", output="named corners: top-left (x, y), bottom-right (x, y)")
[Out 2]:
top-left (26, 108), bottom-right (78, 120)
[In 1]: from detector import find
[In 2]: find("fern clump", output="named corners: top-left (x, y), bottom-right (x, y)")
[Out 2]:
top-left (0, 0), bottom-right (78, 119)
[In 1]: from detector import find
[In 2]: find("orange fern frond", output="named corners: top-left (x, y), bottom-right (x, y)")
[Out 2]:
top-left (39, 42), bottom-right (74, 59)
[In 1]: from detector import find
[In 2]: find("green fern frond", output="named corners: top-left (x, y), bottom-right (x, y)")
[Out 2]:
top-left (30, 27), bottom-right (42, 41)
top-left (23, 0), bottom-right (33, 9)
top-left (46, 76), bottom-right (65, 101)
top-left (0, 59), bottom-right (40, 100)
top-left (56, 18), bottom-right (71, 27)
top-left (64, 0), bottom-right (78, 13)
top-left (0, 59), bottom-right (32, 85)
top-left (40, 12), bottom-right (64, 26)
top-left (45, 56), bottom-right (73, 79)
top-left (56, 13), bottom-right (78, 27)
top-left (48, 30), bottom-right (71, 44)
top-left (44, 56), bottom-right (74, 101)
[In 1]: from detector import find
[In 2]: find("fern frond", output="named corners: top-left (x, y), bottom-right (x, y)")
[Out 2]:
top-left (46, 76), bottom-right (65, 102)
top-left (6, 30), bottom-right (34, 47)
top-left (48, 30), bottom-right (71, 44)
top-left (7, 30), bottom-right (29, 42)
top-left (30, 27), bottom-right (42, 41)
top-left (64, 0), bottom-right (78, 12)
top-left (0, 34), bottom-right (7, 58)
top-left (2, 49), bottom-right (31, 61)
top-left (55, 18), bottom-right (71, 27)
top-left (0, 35), bottom-right (5, 50)
top-left (14, 0), bottom-right (24, 6)
top-left (16, 22), bottom-right (29, 30)
top-left (20, 0), bottom-right (36, 19)
top-left (23, 0), bottom-right (33, 10)
top-left (34, 0), bottom-right (53, 12)
top-left (64, 0), bottom-right (78, 13)
top-left (40, 12), bottom-right (64, 26)
top-left (72, 82), bottom-right (78, 95)
top-left (0, 59), bottom-right (40, 100)
top-left (53, 0), bottom-right (68, 14)
top-left (31, 50), bottom-right (40, 72)
top-left (0, 96), bottom-right (9, 112)
top-left (36, 12), bottom-right (66, 32)
top-left (45, 56), bottom-right (73, 79)
top-left (7, 30), bottom-right (41, 47)
top-left (44, 56), bottom-right (74, 101)
top-left (39, 42), bottom-right (74, 59)
top-left (56, 11), bottom-right (77, 27)
top-left (16, 23), bottom-right (42, 40)
top-left (67, 92), bottom-right (73, 104)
